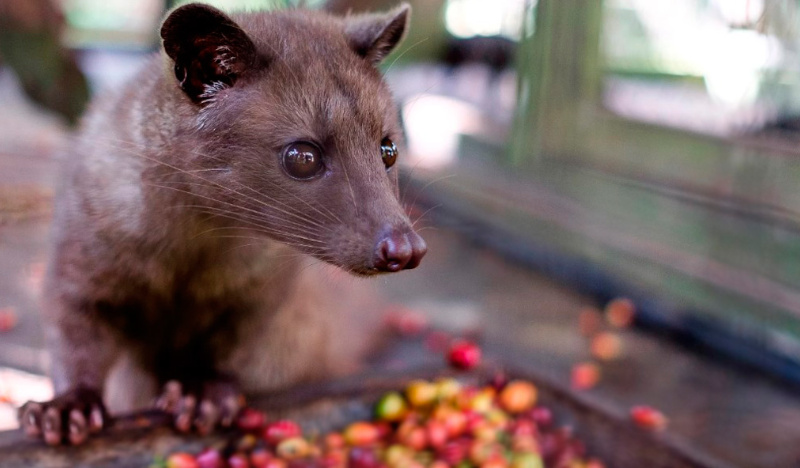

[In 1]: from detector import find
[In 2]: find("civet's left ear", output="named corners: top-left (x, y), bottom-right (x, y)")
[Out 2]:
top-left (344, 3), bottom-right (410, 65)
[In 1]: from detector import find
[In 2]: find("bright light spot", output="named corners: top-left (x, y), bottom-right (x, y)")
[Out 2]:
top-left (711, 0), bottom-right (764, 25)
top-left (704, 29), bottom-right (780, 107)
top-left (606, 0), bottom-right (711, 75)
top-left (444, 0), bottom-right (525, 39)
top-left (402, 94), bottom-right (482, 170)
top-left (0, 367), bottom-right (53, 431)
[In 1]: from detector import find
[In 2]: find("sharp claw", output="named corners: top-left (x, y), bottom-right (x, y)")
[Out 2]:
top-left (195, 400), bottom-right (219, 435)
top-left (19, 388), bottom-right (106, 445)
top-left (156, 380), bottom-right (184, 412)
top-left (219, 396), bottom-right (241, 428)
top-left (166, 381), bottom-right (183, 401)
top-left (175, 413), bottom-right (192, 433)
top-left (182, 395), bottom-right (197, 411)
top-left (19, 403), bottom-right (43, 438)
top-left (175, 395), bottom-right (196, 433)
top-left (157, 380), bottom-right (243, 434)
top-left (42, 407), bottom-right (63, 446)
top-left (89, 405), bottom-right (104, 433)
top-left (68, 409), bottom-right (89, 445)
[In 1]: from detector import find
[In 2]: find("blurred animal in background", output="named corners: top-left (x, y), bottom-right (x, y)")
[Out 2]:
top-left (0, 0), bottom-right (89, 124)
top-left (18, 1), bottom-right (426, 446)
top-left (442, 35), bottom-right (516, 82)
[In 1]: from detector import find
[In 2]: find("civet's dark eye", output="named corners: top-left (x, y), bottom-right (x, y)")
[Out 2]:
top-left (381, 137), bottom-right (398, 169)
top-left (282, 142), bottom-right (324, 180)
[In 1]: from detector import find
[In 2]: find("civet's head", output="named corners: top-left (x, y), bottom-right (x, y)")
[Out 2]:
top-left (159, 3), bottom-right (426, 275)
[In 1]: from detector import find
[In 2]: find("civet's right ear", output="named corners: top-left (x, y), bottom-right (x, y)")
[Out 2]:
top-left (161, 3), bottom-right (257, 105)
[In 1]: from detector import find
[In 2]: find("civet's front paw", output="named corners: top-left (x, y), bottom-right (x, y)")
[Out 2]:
top-left (19, 386), bottom-right (107, 445)
top-left (155, 379), bottom-right (244, 435)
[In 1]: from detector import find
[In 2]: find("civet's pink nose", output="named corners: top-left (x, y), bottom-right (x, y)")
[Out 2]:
top-left (374, 228), bottom-right (427, 272)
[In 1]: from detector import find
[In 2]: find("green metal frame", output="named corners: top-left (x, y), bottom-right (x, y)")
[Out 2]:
top-left (501, 0), bottom-right (800, 343)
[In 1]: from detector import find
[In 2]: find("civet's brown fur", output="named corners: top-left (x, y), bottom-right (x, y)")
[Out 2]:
top-left (21, 2), bottom-right (423, 444)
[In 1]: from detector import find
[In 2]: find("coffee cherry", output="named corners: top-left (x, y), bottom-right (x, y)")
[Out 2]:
top-left (472, 421), bottom-right (500, 443)
top-left (384, 444), bottom-right (412, 466)
top-left (468, 388), bottom-right (496, 413)
top-left (398, 424), bottom-right (427, 451)
top-left (434, 378), bottom-right (462, 401)
top-left (324, 432), bottom-right (345, 451)
top-left (237, 408), bottom-right (267, 432)
top-left (320, 450), bottom-right (346, 468)
top-left (264, 420), bottom-right (302, 445)
top-left (438, 439), bottom-right (469, 465)
top-left (250, 449), bottom-right (272, 468)
top-left (530, 406), bottom-right (553, 428)
top-left (432, 406), bottom-right (468, 438)
top-left (227, 453), bottom-right (250, 468)
top-left (276, 437), bottom-right (311, 459)
top-left (605, 298), bottom-right (636, 328)
top-left (262, 459), bottom-right (287, 468)
top-left (166, 453), bottom-right (199, 468)
top-left (195, 448), bottom-right (225, 468)
top-left (482, 457), bottom-right (509, 468)
top-left (586, 459), bottom-right (607, 468)
top-left (406, 380), bottom-right (438, 407)
top-left (485, 409), bottom-right (509, 430)
top-left (344, 421), bottom-right (380, 446)
top-left (0, 307), bottom-right (17, 332)
top-left (373, 421), bottom-right (391, 439)
top-left (590, 332), bottom-right (622, 361)
top-left (511, 452), bottom-right (544, 468)
top-left (151, 377), bottom-right (606, 468)
top-left (488, 371), bottom-right (509, 391)
top-left (571, 362), bottom-right (601, 390)
top-left (348, 447), bottom-right (380, 468)
top-left (511, 434), bottom-right (539, 453)
top-left (236, 434), bottom-right (259, 452)
top-left (448, 340), bottom-right (482, 370)
top-left (630, 406), bottom-right (667, 431)
top-left (499, 381), bottom-right (537, 414)
top-left (426, 420), bottom-right (449, 449)
top-left (374, 391), bottom-right (407, 422)
top-left (469, 440), bottom-right (503, 465)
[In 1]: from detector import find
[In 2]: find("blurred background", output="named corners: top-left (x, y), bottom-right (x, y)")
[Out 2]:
top-left (1, 0), bottom-right (800, 467)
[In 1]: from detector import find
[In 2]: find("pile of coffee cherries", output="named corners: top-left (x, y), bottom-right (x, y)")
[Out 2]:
top-left (156, 377), bottom-right (606, 468)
